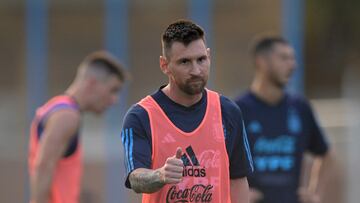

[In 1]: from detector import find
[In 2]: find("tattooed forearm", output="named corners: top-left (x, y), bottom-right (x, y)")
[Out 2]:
top-left (129, 168), bottom-right (165, 193)
top-left (129, 150), bottom-right (184, 193)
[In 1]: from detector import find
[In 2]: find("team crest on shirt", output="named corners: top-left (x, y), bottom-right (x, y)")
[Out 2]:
top-left (212, 122), bottom-right (225, 143)
top-left (287, 107), bottom-right (302, 134)
top-left (248, 120), bottom-right (262, 134)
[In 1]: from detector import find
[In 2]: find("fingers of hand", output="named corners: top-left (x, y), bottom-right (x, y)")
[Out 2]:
top-left (164, 177), bottom-right (182, 184)
top-left (162, 168), bottom-right (183, 184)
top-left (162, 158), bottom-right (183, 184)
top-left (166, 157), bottom-right (184, 168)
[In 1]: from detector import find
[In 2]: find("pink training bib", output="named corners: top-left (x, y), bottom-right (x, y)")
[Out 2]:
top-left (139, 90), bottom-right (231, 203)
top-left (28, 95), bottom-right (82, 203)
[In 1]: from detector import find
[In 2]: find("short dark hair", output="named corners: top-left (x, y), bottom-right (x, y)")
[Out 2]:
top-left (80, 51), bottom-right (127, 81)
top-left (162, 19), bottom-right (205, 57)
top-left (253, 37), bottom-right (289, 57)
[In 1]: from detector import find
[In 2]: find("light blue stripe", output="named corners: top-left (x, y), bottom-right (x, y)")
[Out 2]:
top-left (121, 130), bottom-right (129, 173)
top-left (123, 129), bottom-right (130, 173)
top-left (242, 121), bottom-right (254, 171)
top-left (125, 129), bottom-right (131, 173)
top-left (121, 130), bottom-right (125, 145)
top-left (129, 128), bottom-right (134, 171)
top-left (120, 130), bottom-right (124, 170)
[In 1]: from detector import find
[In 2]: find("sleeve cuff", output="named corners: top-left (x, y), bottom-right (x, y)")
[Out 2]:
top-left (230, 166), bottom-right (253, 179)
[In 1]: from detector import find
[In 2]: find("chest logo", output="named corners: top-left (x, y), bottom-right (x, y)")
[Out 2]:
top-left (248, 120), bottom-right (262, 134)
top-left (162, 133), bottom-right (176, 144)
top-left (181, 146), bottom-right (206, 177)
top-left (287, 108), bottom-right (302, 134)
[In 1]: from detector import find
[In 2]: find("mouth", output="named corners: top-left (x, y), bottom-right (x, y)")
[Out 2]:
top-left (189, 80), bottom-right (203, 84)
top-left (188, 78), bottom-right (204, 83)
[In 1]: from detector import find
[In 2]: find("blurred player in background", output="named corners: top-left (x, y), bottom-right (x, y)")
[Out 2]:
top-left (28, 51), bottom-right (126, 203)
top-left (121, 19), bottom-right (253, 203)
top-left (235, 37), bottom-right (332, 203)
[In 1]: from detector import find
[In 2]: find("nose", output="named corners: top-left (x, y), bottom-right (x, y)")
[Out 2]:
top-left (190, 62), bottom-right (201, 76)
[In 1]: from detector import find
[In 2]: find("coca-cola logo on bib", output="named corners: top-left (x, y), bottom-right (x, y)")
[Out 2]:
top-left (198, 150), bottom-right (221, 169)
top-left (166, 184), bottom-right (213, 203)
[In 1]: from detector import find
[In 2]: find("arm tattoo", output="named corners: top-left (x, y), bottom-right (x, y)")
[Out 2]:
top-left (129, 168), bottom-right (165, 193)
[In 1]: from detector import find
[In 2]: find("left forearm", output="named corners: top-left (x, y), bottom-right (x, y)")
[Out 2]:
top-left (309, 152), bottom-right (333, 194)
top-left (231, 177), bottom-right (250, 203)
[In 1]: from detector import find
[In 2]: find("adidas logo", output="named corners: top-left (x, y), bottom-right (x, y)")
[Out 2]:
top-left (161, 133), bottom-right (176, 144)
top-left (181, 146), bottom-right (206, 177)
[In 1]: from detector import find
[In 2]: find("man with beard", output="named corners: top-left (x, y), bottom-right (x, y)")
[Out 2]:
top-left (121, 20), bottom-right (253, 203)
top-left (234, 37), bottom-right (331, 203)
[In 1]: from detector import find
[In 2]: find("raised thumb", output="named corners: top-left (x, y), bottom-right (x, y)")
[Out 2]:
top-left (175, 147), bottom-right (182, 159)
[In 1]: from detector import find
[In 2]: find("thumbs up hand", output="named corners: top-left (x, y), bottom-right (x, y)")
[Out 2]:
top-left (159, 147), bottom-right (184, 184)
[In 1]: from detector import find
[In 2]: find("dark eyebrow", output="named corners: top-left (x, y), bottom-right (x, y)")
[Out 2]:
top-left (176, 57), bottom-right (190, 63)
